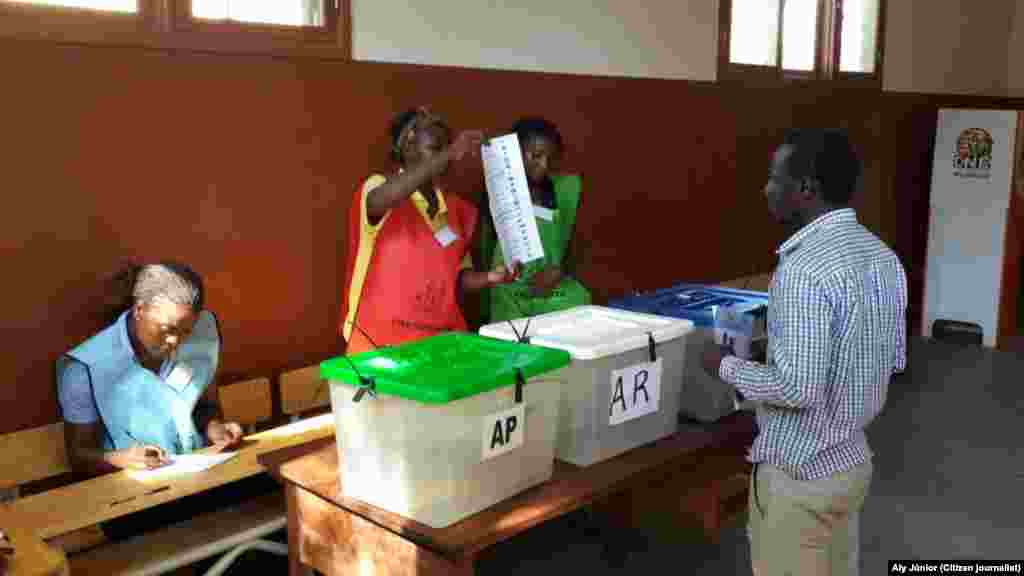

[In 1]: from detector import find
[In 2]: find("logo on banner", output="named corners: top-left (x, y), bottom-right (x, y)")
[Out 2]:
top-left (952, 128), bottom-right (994, 179)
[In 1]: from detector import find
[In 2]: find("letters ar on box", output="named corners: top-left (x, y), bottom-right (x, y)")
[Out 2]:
top-left (609, 359), bottom-right (662, 426)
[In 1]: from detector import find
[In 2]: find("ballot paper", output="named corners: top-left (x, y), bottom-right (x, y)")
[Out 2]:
top-left (481, 134), bottom-right (545, 268)
top-left (713, 303), bottom-right (767, 360)
top-left (131, 452), bottom-right (238, 480)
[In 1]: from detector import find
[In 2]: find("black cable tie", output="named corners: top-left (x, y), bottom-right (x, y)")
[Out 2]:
top-left (520, 317), bottom-right (532, 344)
top-left (648, 332), bottom-right (657, 362)
top-left (352, 375), bottom-right (376, 403)
top-left (515, 369), bottom-right (525, 404)
top-left (507, 320), bottom-right (522, 343)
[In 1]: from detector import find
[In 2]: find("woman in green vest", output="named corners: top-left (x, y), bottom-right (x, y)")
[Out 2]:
top-left (482, 117), bottom-right (591, 323)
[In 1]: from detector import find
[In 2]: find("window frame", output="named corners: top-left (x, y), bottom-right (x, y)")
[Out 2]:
top-left (0, 0), bottom-right (351, 60)
top-left (0, 0), bottom-right (151, 46)
top-left (718, 0), bottom-right (886, 88)
top-left (167, 0), bottom-right (347, 56)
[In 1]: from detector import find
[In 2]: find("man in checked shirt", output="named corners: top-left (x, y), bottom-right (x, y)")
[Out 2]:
top-left (703, 129), bottom-right (907, 576)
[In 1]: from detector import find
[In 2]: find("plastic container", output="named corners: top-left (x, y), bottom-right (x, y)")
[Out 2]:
top-left (608, 284), bottom-right (769, 423)
top-left (321, 333), bottom-right (569, 528)
top-left (480, 306), bottom-right (693, 467)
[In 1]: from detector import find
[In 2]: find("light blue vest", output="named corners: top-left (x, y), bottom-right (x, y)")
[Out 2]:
top-left (58, 310), bottom-right (220, 455)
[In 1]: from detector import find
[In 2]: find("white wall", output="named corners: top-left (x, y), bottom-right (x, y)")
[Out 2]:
top-left (353, 1), bottom-right (1024, 93)
top-left (351, 0), bottom-right (719, 81)
top-left (883, 0), bottom-right (1015, 96)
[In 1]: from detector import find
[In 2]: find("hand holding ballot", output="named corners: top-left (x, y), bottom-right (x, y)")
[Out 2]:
top-left (487, 261), bottom-right (522, 286)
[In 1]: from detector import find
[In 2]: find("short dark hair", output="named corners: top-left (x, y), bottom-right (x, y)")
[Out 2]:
top-left (782, 128), bottom-right (861, 206)
top-left (511, 117), bottom-right (563, 152)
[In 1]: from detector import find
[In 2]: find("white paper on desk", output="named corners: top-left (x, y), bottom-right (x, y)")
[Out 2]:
top-left (482, 134), bottom-right (545, 268)
top-left (131, 452), bottom-right (238, 479)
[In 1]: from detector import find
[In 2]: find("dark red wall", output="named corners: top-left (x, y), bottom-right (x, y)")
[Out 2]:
top-left (3, 38), bottom-right (1022, 432)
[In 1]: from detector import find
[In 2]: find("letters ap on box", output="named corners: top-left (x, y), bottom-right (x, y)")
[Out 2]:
top-left (482, 404), bottom-right (526, 461)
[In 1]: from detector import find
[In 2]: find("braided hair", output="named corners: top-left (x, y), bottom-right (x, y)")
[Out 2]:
top-left (389, 106), bottom-right (450, 163)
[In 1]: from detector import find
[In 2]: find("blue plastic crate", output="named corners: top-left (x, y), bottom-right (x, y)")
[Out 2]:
top-left (608, 283), bottom-right (769, 328)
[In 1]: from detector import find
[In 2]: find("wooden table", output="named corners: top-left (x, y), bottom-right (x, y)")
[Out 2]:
top-left (0, 513), bottom-right (68, 576)
top-left (259, 411), bottom-right (756, 576)
top-left (7, 413), bottom-right (336, 540)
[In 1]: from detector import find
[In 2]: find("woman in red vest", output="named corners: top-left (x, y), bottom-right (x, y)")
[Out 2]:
top-left (339, 107), bottom-right (517, 354)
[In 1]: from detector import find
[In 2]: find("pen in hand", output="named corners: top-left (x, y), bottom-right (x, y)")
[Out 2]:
top-left (123, 429), bottom-right (170, 467)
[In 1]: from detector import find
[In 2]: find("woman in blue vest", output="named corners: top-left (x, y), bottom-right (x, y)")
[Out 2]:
top-left (56, 262), bottom-right (279, 546)
top-left (58, 262), bottom-right (242, 473)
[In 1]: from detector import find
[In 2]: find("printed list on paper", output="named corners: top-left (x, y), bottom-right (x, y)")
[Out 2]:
top-left (481, 134), bottom-right (545, 269)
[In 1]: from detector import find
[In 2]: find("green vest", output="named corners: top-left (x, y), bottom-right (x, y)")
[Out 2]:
top-left (482, 174), bottom-right (591, 323)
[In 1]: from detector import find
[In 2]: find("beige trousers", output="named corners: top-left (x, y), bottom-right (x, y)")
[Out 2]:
top-left (747, 460), bottom-right (873, 576)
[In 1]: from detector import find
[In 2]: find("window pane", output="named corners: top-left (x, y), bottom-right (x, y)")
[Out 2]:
top-left (729, 0), bottom-right (779, 66)
top-left (192, 0), bottom-right (324, 27)
top-left (840, 0), bottom-right (879, 73)
top-left (781, 0), bottom-right (818, 71)
top-left (5, 0), bottom-right (135, 11)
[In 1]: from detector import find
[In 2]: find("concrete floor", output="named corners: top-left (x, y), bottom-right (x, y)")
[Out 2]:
top-left (201, 338), bottom-right (1024, 574)
top-left (479, 338), bottom-right (1024, 574)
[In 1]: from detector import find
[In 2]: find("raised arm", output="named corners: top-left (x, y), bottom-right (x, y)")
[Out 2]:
top-left (366, 130), bottom-right (483, 224)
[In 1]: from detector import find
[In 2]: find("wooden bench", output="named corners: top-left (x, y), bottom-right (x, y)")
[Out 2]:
top-left (0, 424), bottom-right (72, 576)
top-left (259, 410), bottom-right (756, 575)
top-left (218, 376), bottom-right (275, 435)
top-left (69, 375), bottom-right (287, 576)
top-left (2, 376), bottom-right (289, 576)
top-left (280, 365), bottom-right (330, 422)
top-left (0, 422), bottom-right (108, 556)
top-left (66, 491), bottom-right (286, 576)
top-left (0, 514), bottom-right (69, 576)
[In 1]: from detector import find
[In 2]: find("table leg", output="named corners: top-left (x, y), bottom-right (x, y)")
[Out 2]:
top-left (289, 483), bottom-right (468, 576)
top-left (286, 484), bottom-right (312, 576)
top-left (589, 490), bottom-right (642, 569)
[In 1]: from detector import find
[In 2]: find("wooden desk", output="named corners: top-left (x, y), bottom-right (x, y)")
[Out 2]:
top-left (259, 411), bottom-right (755, 576)
top-left (7, 414), bottom-right (335, 540)
top-left (0, 514), bottom-right (68, 576)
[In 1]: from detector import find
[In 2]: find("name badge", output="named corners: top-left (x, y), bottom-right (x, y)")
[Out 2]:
top-left (165, 363), bottom-right (193, 392)
top-left (533, 205), bottom-right (555, 221)
top-left (434, 225), bottom-right (458, 247)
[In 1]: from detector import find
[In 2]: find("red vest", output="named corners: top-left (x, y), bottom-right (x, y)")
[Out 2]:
top-left (339, 184), bottom-right (477, 355)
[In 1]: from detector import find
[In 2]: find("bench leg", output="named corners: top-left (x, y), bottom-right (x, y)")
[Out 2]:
top-left (202, 540), bottom-right (288, 576)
